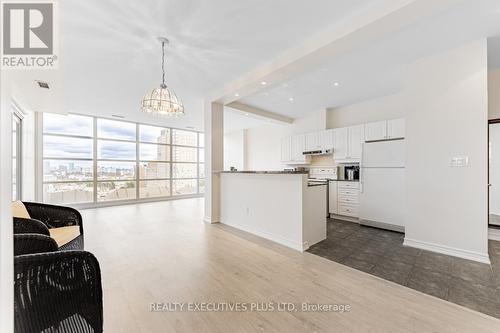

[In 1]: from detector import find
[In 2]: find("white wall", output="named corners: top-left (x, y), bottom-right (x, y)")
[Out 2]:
top-left (224, 130), bottom-right (246, 171)
top-left (489, 69), bottom-right (500, 120)
top-left (327, 93), bottom-right (405, 128)
top-left (404, 39), bottom-right (488, 262)
top-left (245, 124), bottom-right (290, 171)
top-left (324, 40), bottom-right (489, 262)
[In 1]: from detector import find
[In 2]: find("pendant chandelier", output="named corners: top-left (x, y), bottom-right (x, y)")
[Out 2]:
top-left (141, 37), bottom-right (184, 117)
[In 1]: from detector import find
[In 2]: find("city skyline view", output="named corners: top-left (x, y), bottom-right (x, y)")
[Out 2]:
top-left (42, 113), bottom-right (204, 205)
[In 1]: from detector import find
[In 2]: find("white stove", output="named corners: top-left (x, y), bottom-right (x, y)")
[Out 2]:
top-left (308, 167), bottom-right (338, 183)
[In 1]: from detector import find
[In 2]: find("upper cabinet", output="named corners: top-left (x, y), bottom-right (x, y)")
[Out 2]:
top-left (333, 125), bottom-right (364, 162)
top-left (333, 127), bottom-right (348, 160)
top-left (305, 132), bottom-right (320, 151)
top-left (281, 134), bottom-right (311, 165)
top-left (348, 125), bottom-right (364, 160)
top-left (305, 129), bottom-right (334, 152)
top-left (365, 121), bottom-right (387, 142)
top-left (292, 134), bottom-right (307, 162)
top-left (365, 118), bottom-right (405, 142)
top-left (319, 129), bottom-right (334, 150)
top-left (387, 118), bottom-right (405, 140)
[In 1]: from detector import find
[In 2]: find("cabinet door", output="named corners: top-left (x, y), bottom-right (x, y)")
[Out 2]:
top-left (365, 121), bottom-right (387, 142)
top-left (333, 128), bottom-right (348, 161)
top-left (387, 118), bottom-right (405, 139)
top-left (305, 132), bottom-right (319, 151)
top-left (291, 134), bottom-right (306, 162)
top-left (281, 137), bottom-right (292, 162)
top-left (328, 181), bottom-right (338, 215)
top-left (348, 125), bottom-right (364, 160)
top-left (320, 129), bottom-right (334, 150)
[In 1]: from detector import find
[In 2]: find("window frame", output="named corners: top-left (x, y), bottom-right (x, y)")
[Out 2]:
top-left (40, 113), bottom-right (204, 208)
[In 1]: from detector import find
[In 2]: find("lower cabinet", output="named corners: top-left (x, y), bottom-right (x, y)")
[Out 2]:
top-left (329, 181), bottom-right (359, 219)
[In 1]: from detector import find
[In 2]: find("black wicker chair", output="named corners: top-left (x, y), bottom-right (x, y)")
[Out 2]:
top-left (14, 234), bottom-right (103, 333)
top-left (14, 201), bottom-right (84, 250)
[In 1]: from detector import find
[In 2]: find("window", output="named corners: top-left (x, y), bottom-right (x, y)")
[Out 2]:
top-left (42, 113), bottom-right (204, 206)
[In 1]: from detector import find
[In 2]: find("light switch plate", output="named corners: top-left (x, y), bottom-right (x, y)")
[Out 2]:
top-left (450, 156), bottom-right (469, 167)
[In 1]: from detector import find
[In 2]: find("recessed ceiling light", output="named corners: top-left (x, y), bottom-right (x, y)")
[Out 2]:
top-left (260, 81), bottom-right (267, 85)
top-left (333, 82), bottom-right (340, 87)
top-left (245, 113), bottom-right (250, 116)
top-left (289, 97), bottom-right (294, 102)
top-left (234, 93), bottom-right (240, 97)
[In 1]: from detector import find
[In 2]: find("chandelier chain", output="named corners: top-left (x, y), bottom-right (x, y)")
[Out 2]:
top-left (161, 41), bottom-right (166, 87)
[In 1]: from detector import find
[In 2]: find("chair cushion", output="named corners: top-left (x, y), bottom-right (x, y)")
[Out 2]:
top-left (49, 226), bottom-right (81, 247)
top-left (12, 201), bottom-right (30, 219)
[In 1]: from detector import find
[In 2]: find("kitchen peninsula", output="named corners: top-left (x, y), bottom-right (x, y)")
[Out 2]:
top-left (220, 171), bottom-right (326, 251)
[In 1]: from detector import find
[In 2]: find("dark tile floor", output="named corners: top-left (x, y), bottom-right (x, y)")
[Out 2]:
top-left (307, 219), bottom-right (500, 318)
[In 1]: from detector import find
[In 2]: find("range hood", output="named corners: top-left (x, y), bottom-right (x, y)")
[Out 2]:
top-left (303, 149), bottom-right (332, 156)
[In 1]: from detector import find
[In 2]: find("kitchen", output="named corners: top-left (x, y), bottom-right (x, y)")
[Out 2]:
top-left (221, 113), bottom-right (406, 254)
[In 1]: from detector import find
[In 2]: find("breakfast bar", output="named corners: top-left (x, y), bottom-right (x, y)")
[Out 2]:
top-left (219, 171), bottom-right (327, 251)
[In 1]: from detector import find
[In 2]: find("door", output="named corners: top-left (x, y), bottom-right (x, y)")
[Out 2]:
top-left (333, 128), bottom-right (348, 160)
top-left (365, 121), bottom-right (387, 142)
top-left (490, 122), bottom-right (500, 226)
top-left (12, 113), bottom-right (22, 200)
top-left (348, 125), bottom-right (364, 160)
top-left (387, 118), bottom-right (405, 139)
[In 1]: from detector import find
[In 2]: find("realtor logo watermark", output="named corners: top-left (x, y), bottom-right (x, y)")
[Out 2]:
top-left (1, 1), bottom-right (58, 68)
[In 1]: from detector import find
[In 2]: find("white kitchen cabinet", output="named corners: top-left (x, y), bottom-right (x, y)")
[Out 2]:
top-left (365, 118), bottom-right (405, 142)
top-left (280, 137), bottom-right (292, 162)
top-left (365, 121), bottom-right (387, 142)
top-left (291, 134), bottom-right (307, 163)
top-left (333, 128), bottom-right (348, 160)
top-left (329, 181), bottom-right (360, 219)
top-left (320, 129), bottom-right (334, 150)
top-left (348, 125), bottom-right (364, 160)
top-left (328, 181), bottom-right (338, 215)
top-left (387, 118), bottom-right (405, 139)
top-left (333, 126), bottom-right (363, 162)
top-left (305, 132), bottom-right (320, 151)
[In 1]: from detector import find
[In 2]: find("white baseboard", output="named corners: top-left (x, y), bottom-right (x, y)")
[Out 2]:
top-left (203, 217), bottom-right (219, 224)
top-left (403, 238), bottom-right (490, 264)
top-left (489, 228), bottom-right (500, 241)
top-left (221, 221), bottom-right (308, 252)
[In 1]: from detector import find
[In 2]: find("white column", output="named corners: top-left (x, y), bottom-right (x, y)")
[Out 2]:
top-left (204, 101), bottom-right (224, 223)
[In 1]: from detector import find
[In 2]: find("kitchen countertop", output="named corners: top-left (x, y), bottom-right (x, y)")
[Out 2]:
top-left (219, 171), bottom-right (308, 174)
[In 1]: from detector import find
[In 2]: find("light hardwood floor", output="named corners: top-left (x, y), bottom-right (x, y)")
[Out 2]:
top-left (82, 198), bottom-right (500, 332)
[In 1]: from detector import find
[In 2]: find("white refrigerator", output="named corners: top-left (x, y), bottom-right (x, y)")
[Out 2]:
top-left (359, 140), bottom-right (405, 231)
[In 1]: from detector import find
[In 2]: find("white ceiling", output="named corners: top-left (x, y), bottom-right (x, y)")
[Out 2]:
top-left (59, 0), bottom-right (377, 130)
top-left (239, 0), bottom-right (500, 117)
